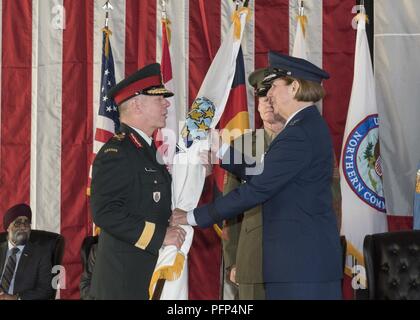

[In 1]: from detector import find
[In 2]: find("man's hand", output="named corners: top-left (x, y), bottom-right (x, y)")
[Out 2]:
top-left (229, 265), bottom-right (238, 285)
top-left (163, 226), bottom-right (187, 250)
top-left (0, 290), bottom-right (18, 300)
top-left (170, 208), bottom-right (188, 226)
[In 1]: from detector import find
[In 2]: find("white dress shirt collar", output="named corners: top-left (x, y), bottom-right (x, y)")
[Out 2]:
top-left (8, 241), bottom-right (25, 253)
top-left (128, 125), bottom-right (153, 146)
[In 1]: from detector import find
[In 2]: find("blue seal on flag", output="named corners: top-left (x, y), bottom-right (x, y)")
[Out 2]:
top-left (342, 114), bottom-right (386, 212)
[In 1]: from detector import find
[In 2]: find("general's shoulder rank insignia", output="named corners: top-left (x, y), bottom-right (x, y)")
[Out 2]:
top-left (113, 132), bottom-right (126, 141)
top-left (153, 192), bottom-right (161, 203)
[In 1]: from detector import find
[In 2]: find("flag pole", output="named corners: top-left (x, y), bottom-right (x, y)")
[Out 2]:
top-left (102, 1), bottom-right (114, 58)
top-left (298, 0), bottom-right (304, 16)
top-left (151, 0), bottom-right (170, 300)
top-left (161, 0), bottom-right (167, 20)
top-left (102, 0), bottom-right (113, 29)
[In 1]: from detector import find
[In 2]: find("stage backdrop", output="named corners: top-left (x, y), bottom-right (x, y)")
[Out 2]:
top-left (0, 0), bottom-right (358, 299)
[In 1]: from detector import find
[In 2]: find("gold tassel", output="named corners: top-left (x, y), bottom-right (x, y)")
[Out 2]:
top-left (231, 7), bottom-right (251, 40)
top-left (94, 226), bottom-right (101, 236)
top-left (162, 18), bottom-right (172, 46)
top-left (354, 12), bottom-right (369, 24)
top-left (297, 15), bottom-right (308, 37)
top-left (148, 252), bottom-right (186, 299)
top-left (213, 224), bottom-right (223, 238)
top-left (344, 240), bottom-right (365, 278)
top-left (102, 27), bottom-right (113, 58)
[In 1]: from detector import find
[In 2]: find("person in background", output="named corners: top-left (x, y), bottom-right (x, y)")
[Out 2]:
top-left (222, 68), bottom-right (284, 300)
top-left (79, 230), bottom-right (99, 300)
top-left (0, 204), bottom-right (53, 300)
top-left (172, 52), bottom-right (343, 300)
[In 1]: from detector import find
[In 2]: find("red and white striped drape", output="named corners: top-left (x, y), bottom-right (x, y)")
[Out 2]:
top-left (0, 0), bottom-right (356, 299)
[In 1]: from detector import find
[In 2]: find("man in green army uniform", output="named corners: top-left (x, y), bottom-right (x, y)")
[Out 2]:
top-left (90, 63), bottom-right (186, 300)
top-left (222, 69), bottom-right (284, 300)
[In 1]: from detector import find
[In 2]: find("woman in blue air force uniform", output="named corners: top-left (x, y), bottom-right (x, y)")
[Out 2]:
top-left (173, 51), bottom-right (342, 300)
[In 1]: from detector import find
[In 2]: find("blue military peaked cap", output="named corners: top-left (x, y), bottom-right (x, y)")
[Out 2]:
top-left (263, 51), bottom-right (330, 84)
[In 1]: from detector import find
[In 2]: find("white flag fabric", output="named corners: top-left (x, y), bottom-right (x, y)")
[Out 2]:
top-left (149, 224), bottom-right (193, 300)
top-left (375, 0), bottom-right (420, 229)
top-left (292, 15), bottom-right (308, 59)
top-left (149, 19), bottom-right (192, 300)
top-left (171, 8), bottom-right (249, 213)
top-left (340, 12), bottom-right (388, 278)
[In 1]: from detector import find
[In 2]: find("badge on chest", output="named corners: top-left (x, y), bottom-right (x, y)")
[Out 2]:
top-left (153, 192), bottom-right (161, 203)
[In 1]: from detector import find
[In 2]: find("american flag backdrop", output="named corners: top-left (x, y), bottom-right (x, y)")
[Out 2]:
top-left (0, 0), bottom-right (359, 299)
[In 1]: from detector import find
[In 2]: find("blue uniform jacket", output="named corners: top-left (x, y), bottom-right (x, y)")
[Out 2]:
top-left (194, 106), bottom-right (342, 283)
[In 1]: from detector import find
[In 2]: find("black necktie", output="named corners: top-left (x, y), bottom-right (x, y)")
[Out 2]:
top-left (1, 247), bottom-right (20, 293)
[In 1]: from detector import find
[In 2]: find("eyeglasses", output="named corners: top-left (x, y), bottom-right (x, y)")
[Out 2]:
top-left (13, 220), bottom-right (31, 228)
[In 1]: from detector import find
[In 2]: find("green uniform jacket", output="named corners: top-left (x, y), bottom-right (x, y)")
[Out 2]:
top-left (223, 130), bottom-right (273, 284)
top-left (90, 124), bottom-right (171, 299)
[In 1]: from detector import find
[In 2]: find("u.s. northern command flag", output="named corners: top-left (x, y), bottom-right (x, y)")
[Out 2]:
top-left (340, 10), bottom-right (388, 290)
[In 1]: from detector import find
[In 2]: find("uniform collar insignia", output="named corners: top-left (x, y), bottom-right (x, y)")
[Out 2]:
top-left (288, 118), bottom-right (301, 126)
top-left (113, 132), bottom-right (126, 141)
top-left (128, 133), bottom-right (143, 149)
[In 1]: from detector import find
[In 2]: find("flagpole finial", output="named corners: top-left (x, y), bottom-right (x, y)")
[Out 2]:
top-left (102, 0), bottom-right (113, 11)
top-left (233, 0), bottom-right (244, 10)
top-left (298, 0), bottom-right (305, 16)
top-left (102, 1), bottom-right (114, 28)
top-left (161, 0), bottom-right (167, 20)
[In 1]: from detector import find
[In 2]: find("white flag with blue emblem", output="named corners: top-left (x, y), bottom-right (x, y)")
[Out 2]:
top-left (339, 9), bottom-right (388, 287)
top-left (171, 8), bottom-right (249, 213)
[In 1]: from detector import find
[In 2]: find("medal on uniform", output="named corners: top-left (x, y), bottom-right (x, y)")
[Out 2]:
top-left (153, 192), bottom-right (161, 203)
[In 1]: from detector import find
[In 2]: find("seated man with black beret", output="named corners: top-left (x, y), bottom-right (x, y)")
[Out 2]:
top-left (0, 204), bottom-right (54, 300)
